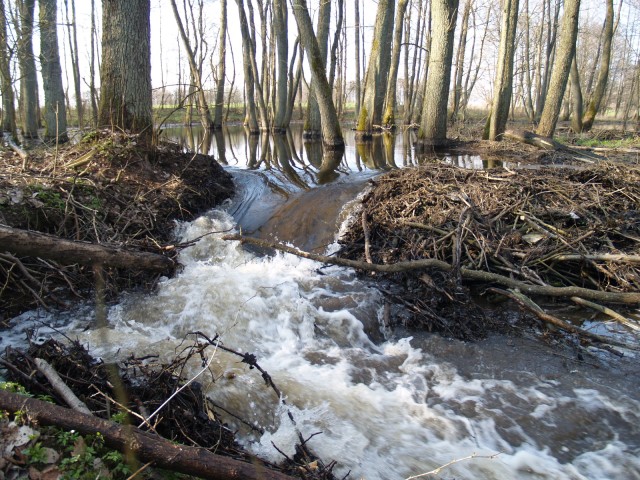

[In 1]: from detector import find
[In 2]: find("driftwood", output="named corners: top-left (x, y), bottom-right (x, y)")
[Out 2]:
top-left (0, 390), bottom-right (295, 480)
top-left (0, 225), bottom-right (173, 272)
top-left (223, 234), bottom-right (640, 305)
top-left (34, 358), bottom-right (92, 414)
top-left (503, 129), bottom-right (604, 163)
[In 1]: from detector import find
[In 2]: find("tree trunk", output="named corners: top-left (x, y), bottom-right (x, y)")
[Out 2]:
top-left (98, 0), bottom-right (152, 137)
top-left (486, 0), bottom-right (519, 141)
top-left (212, 0), bottom-right (226, 129)
top-left (0, 0), bottom-right (17, 139)
top-left (272, 0), bottom-right (288, 132)
top-left (39, 0), bottom-right (68, 143)
top-left (303, 0), bottom-right (330, 138)
top-left (354, 0), bottom-right (361, 122)
top-left (0, 391), bottom-right (296, 480)
top-left (536, 0), bottom-right (581, 138)
top-left (235, 0), bottom-right (259, 133)
top-left (63, 0), bottom-right (83, 128)
top-left (0, 225), bottom-right (173, 272)
top-left (416, 0), bottom-right (458, 149)
top-left (356, 0), bottom-right (395, 137)
top-left (15, 0), bottom-right (38, 138)
top-left (570, 56), bottom-right (583, 132)
top-left (449, 0), bottom-right (471, 124)
top-left (581, 0), bottom-right (614, 131)
top-left (89, 0), bottom-right (98, 127)
top-left (291, 0), bottom-right (344, 150)
top-left (169, 0), bottom-right (213, 130)
top-left (382, 0), bottom-right (409, 128)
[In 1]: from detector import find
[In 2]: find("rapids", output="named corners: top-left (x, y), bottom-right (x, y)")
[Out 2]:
top-left (5, 126), bottom-right (640, 479)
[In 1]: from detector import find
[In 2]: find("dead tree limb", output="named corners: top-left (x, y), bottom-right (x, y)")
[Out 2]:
top-left (0, 225), bottom-right (174, 272)
top-left (0, 390), bottom-right (295, 480)
top-left (34, 358), bottom-right (92, 414)
top-left (503, 129), bottom-right (605, 163)
top-left (223, 234), bottom-right (640, 305)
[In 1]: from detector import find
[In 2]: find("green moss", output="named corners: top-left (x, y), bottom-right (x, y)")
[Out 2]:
top-left (357, 106), bottom-right (369, 131)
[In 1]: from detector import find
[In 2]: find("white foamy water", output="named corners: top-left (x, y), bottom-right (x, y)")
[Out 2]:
top-left (6, 210), bottom-right (640, 480)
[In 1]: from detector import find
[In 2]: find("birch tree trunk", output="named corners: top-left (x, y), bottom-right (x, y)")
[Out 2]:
top-left (382, 0), bottom-right (409, 128)
top-left (39, 0), bottom-right (68, 143)
top-left (581, 0), bottom-right (614, 132)
top-left (416, 0), bottom-right (458, 148)
top-left (486, 0), bottom-right (519, 141)
top-left (536, 0), bottom-right (581, 138)
top-left (356, 0), bottom-right (395, 138)
top-left (291, 0), bottom-right (344, 150)
top-left (98, 0), bottom-right (152, 137)
top-left (169, 0), bottom-right (213, 130)
top-left (15, 0), bottom-right (38, 138)
top-left (0, 0), bottom-right (17, 139)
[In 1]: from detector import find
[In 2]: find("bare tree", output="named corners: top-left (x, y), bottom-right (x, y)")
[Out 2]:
top-left (485, 0), bottom-right (519, 141)
top-left (98, 0), bottom-right (152, 136)
top-left (382, 0), bottom-right (409, 128)
top-left (536, 0), bottom-right (581, 138)
top-left (416, 0), bottom-right (458, 148)
top-left (15, 0), bottom-right (38, 138)
top-left (63, 0), bottom-right (82, 128)
top-left (303, 0), bottom-right (330, 138)
top-left (0, 0), bottom-right (17, 139)
top-left (169, 0), bottom-right (213, 129)
top-left (356, 0), bottom-right (395, 137)
top-left (272, 0), bottom-right (288, 132)
top-left (39, 0), bottom-right (68, 142)
top-left (291, 0), bottom-right (344, 149)
top-left (213, 0), bottom-right (226, 129)
top-left (581, 0), bottom-right (614, 131)
top-left (450, 0), bottom-right (472, 124)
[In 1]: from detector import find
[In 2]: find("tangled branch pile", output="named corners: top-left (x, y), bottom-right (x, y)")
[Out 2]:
top-left (0, 131), bottom-right (234, 317)
top-left (340, 162), bottom-right (640, 338)
top-left (2, 337), bottom-right (338, 479)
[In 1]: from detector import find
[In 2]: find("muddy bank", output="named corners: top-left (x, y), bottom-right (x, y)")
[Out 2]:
top-left (0, 131), bottom-right (234, 318)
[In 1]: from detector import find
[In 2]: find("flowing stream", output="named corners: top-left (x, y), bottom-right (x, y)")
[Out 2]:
top-left (6, 126), bottom-right (640, 479)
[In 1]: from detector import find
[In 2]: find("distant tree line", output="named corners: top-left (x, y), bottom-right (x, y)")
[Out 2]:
top-left (0, 0), bottom-right (634, 150)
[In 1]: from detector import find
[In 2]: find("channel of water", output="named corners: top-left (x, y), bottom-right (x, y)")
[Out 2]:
top-left (6, 125), bottom-right (640, 479)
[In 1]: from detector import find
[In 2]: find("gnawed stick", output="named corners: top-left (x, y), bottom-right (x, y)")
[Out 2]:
top-left (34, 358), bottom-right (92, 414)
top-left (223, 234), bottom-right (640, 305)
top-left (488, 288), bottom-right (639, 352)
top-left (570, 297), bottom-right (640, 333)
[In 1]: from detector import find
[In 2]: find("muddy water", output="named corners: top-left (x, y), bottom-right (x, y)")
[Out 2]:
top-left (7, 126), bottom-right (640, 479)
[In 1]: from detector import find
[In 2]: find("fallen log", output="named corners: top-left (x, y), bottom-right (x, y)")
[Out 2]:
top-left (503, 129), bottom-right (604, 163)
top-left (0, 225), bottom-right (173, 272)
top-left (0, 390), bottom-right (295, 480)
top-left (223, 234), bottom-right (640, 305)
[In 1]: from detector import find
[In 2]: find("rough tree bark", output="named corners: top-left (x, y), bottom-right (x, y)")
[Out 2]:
top-left (39, 0), bottom-right (68, 143)
top-left (356, 0), bottom-right (395, 138)
top-left (382, 0), bottom-right (410, 128)
top-left (0, 225), bottom-right (174, 272)
top-left (98, 0), bottom-right (152, 136)
top-left (0, 0), bottom-right (17, 139)
top-left (291, 0), bottom-right (344, 150)
top-left (0, 391), bottom-right (296, 480)
top-left (536, 0), bottom-right (581, 138)
top-left (15, 0), bottom-right (38, 138)
top-left (303, 0), bottom-right (331, 138)
top-left (581, 0), bottom-right (614, 132)
top-left (485, 0), bottom-right (519, 141)
top-left (416, 0), bottom-right (459, 149)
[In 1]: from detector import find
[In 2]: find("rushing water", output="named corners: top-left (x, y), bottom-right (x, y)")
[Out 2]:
top-left (6, 125), bottom-right (640, 479)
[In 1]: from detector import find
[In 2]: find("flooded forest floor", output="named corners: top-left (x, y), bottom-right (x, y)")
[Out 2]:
top-left (1, 127), bottom-right (640, 479)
